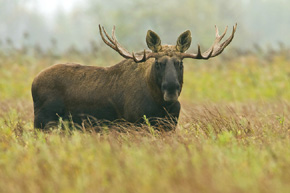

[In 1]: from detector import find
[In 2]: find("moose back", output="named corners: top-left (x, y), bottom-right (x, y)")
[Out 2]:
top-left (32, 24), bottom-right (237, 130)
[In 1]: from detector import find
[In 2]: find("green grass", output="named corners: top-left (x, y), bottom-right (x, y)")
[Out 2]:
top-left (0, 50), bottom-right (290, 193)
top-left (182, 55), bottom-right (290, 102)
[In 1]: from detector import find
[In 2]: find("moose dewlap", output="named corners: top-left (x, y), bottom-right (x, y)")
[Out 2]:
top-left (32, 24), bottom-right (237, 130)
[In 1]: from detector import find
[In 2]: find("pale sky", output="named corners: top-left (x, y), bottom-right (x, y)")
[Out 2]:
top-left (25, 0), bottom-right (81, 16)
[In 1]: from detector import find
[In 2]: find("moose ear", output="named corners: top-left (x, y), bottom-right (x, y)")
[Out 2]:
top-left (176, 30), bottom-right (192, 53)
top-left (146, 30), bottom-right (162, 52)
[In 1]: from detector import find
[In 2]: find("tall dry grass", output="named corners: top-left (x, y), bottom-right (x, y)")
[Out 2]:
top-left (0, 46), bottom-right (290, 192)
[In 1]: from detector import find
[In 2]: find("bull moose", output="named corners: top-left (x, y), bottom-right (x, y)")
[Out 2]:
top-left (32, 24), bottom-right (237, 130)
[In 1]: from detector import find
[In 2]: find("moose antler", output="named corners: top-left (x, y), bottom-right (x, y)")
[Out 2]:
top-left (181, 23), bottom-right (237, 59)
top-left (99, 25), bottom-right (155, 63)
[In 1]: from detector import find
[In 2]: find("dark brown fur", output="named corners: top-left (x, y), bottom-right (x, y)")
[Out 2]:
top-left (32, 57), bottom-right (182, 130)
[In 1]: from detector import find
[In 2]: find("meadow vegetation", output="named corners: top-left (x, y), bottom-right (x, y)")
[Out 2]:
top-left (0, 46), bottom-right (289, 193)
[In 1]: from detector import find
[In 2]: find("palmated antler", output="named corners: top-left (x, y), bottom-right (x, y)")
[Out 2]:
top-left (99, 25), bottom-right (155, 63)
top-left (181, 23), bottom-right (237, 59)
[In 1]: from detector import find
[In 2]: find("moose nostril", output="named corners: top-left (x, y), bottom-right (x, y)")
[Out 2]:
top-left (162, 82), bottom-right (180, 92)
top-left (161, 83), bottom-right (167, 91)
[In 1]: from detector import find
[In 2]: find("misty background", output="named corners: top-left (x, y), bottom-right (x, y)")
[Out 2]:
top-left (0, 0), bottom-right (289, 55)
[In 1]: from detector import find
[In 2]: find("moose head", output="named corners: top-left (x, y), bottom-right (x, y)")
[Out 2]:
top-left (99, 24), bottom-right (237, 103)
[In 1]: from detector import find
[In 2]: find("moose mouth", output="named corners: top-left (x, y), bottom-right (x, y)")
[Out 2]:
top-left (163, 90), bottom-right (179, 102)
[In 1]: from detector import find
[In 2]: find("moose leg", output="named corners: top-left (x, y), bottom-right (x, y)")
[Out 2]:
top-left (33, 99), bottom-right (65, 129)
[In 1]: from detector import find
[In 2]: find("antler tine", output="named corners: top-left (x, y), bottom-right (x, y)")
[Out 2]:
top-left (203, 47), bottom-right (214, 59)
top-left (101, 26), bottom-right (113, 44)
top-left (99, 25), bottom-right (154, 63)
top-left (212, 23), bottom-right (237, 56)
top-left (197, 44), bottom-right (202, 57)
top-left (198, 44), bottom-right (214, 59)
top-left (111, 26), bottom-right (118, 43)
top-left (219, 23), bottom-right (237, 49)
top-left (216, 25), bottom-right (228, 40)
top-left (201, 25), bottom-right (228, 57)
top-left (181, 23), bottom-right (237, 60)
top-left (195, 44), bottom-right (208, 59)
top-left (132, 49), bottom-right (147, 63)
top-left (211, 23), bottom-right (237, 56)
top-left (99, 25), bottom-right (133, 59)
top-left (110, 26), bottom-right (132, 57)
top-left (112, 25), bottom-right (116, 41)
top-left (102, 25), bottom-right (131, 57)
top-left (99, 25), bottom-right (116, 50)
top-left (183, 43), bottom-right (214, 59)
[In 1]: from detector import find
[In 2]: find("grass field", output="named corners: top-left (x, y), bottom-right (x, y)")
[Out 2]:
top-left (0, 49), bottom-right (290, 193)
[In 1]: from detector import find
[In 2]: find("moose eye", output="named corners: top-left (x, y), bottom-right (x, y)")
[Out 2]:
top-left (175, 61), bottom-right (183, 70)
top-left (155, 61), bottom-right (159, 68)
top-left (155, 61), bottom-right (163, 69)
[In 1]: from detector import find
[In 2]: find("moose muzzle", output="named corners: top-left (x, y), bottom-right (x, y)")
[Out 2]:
top-left (161, 81), bottom-right (180, 102)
